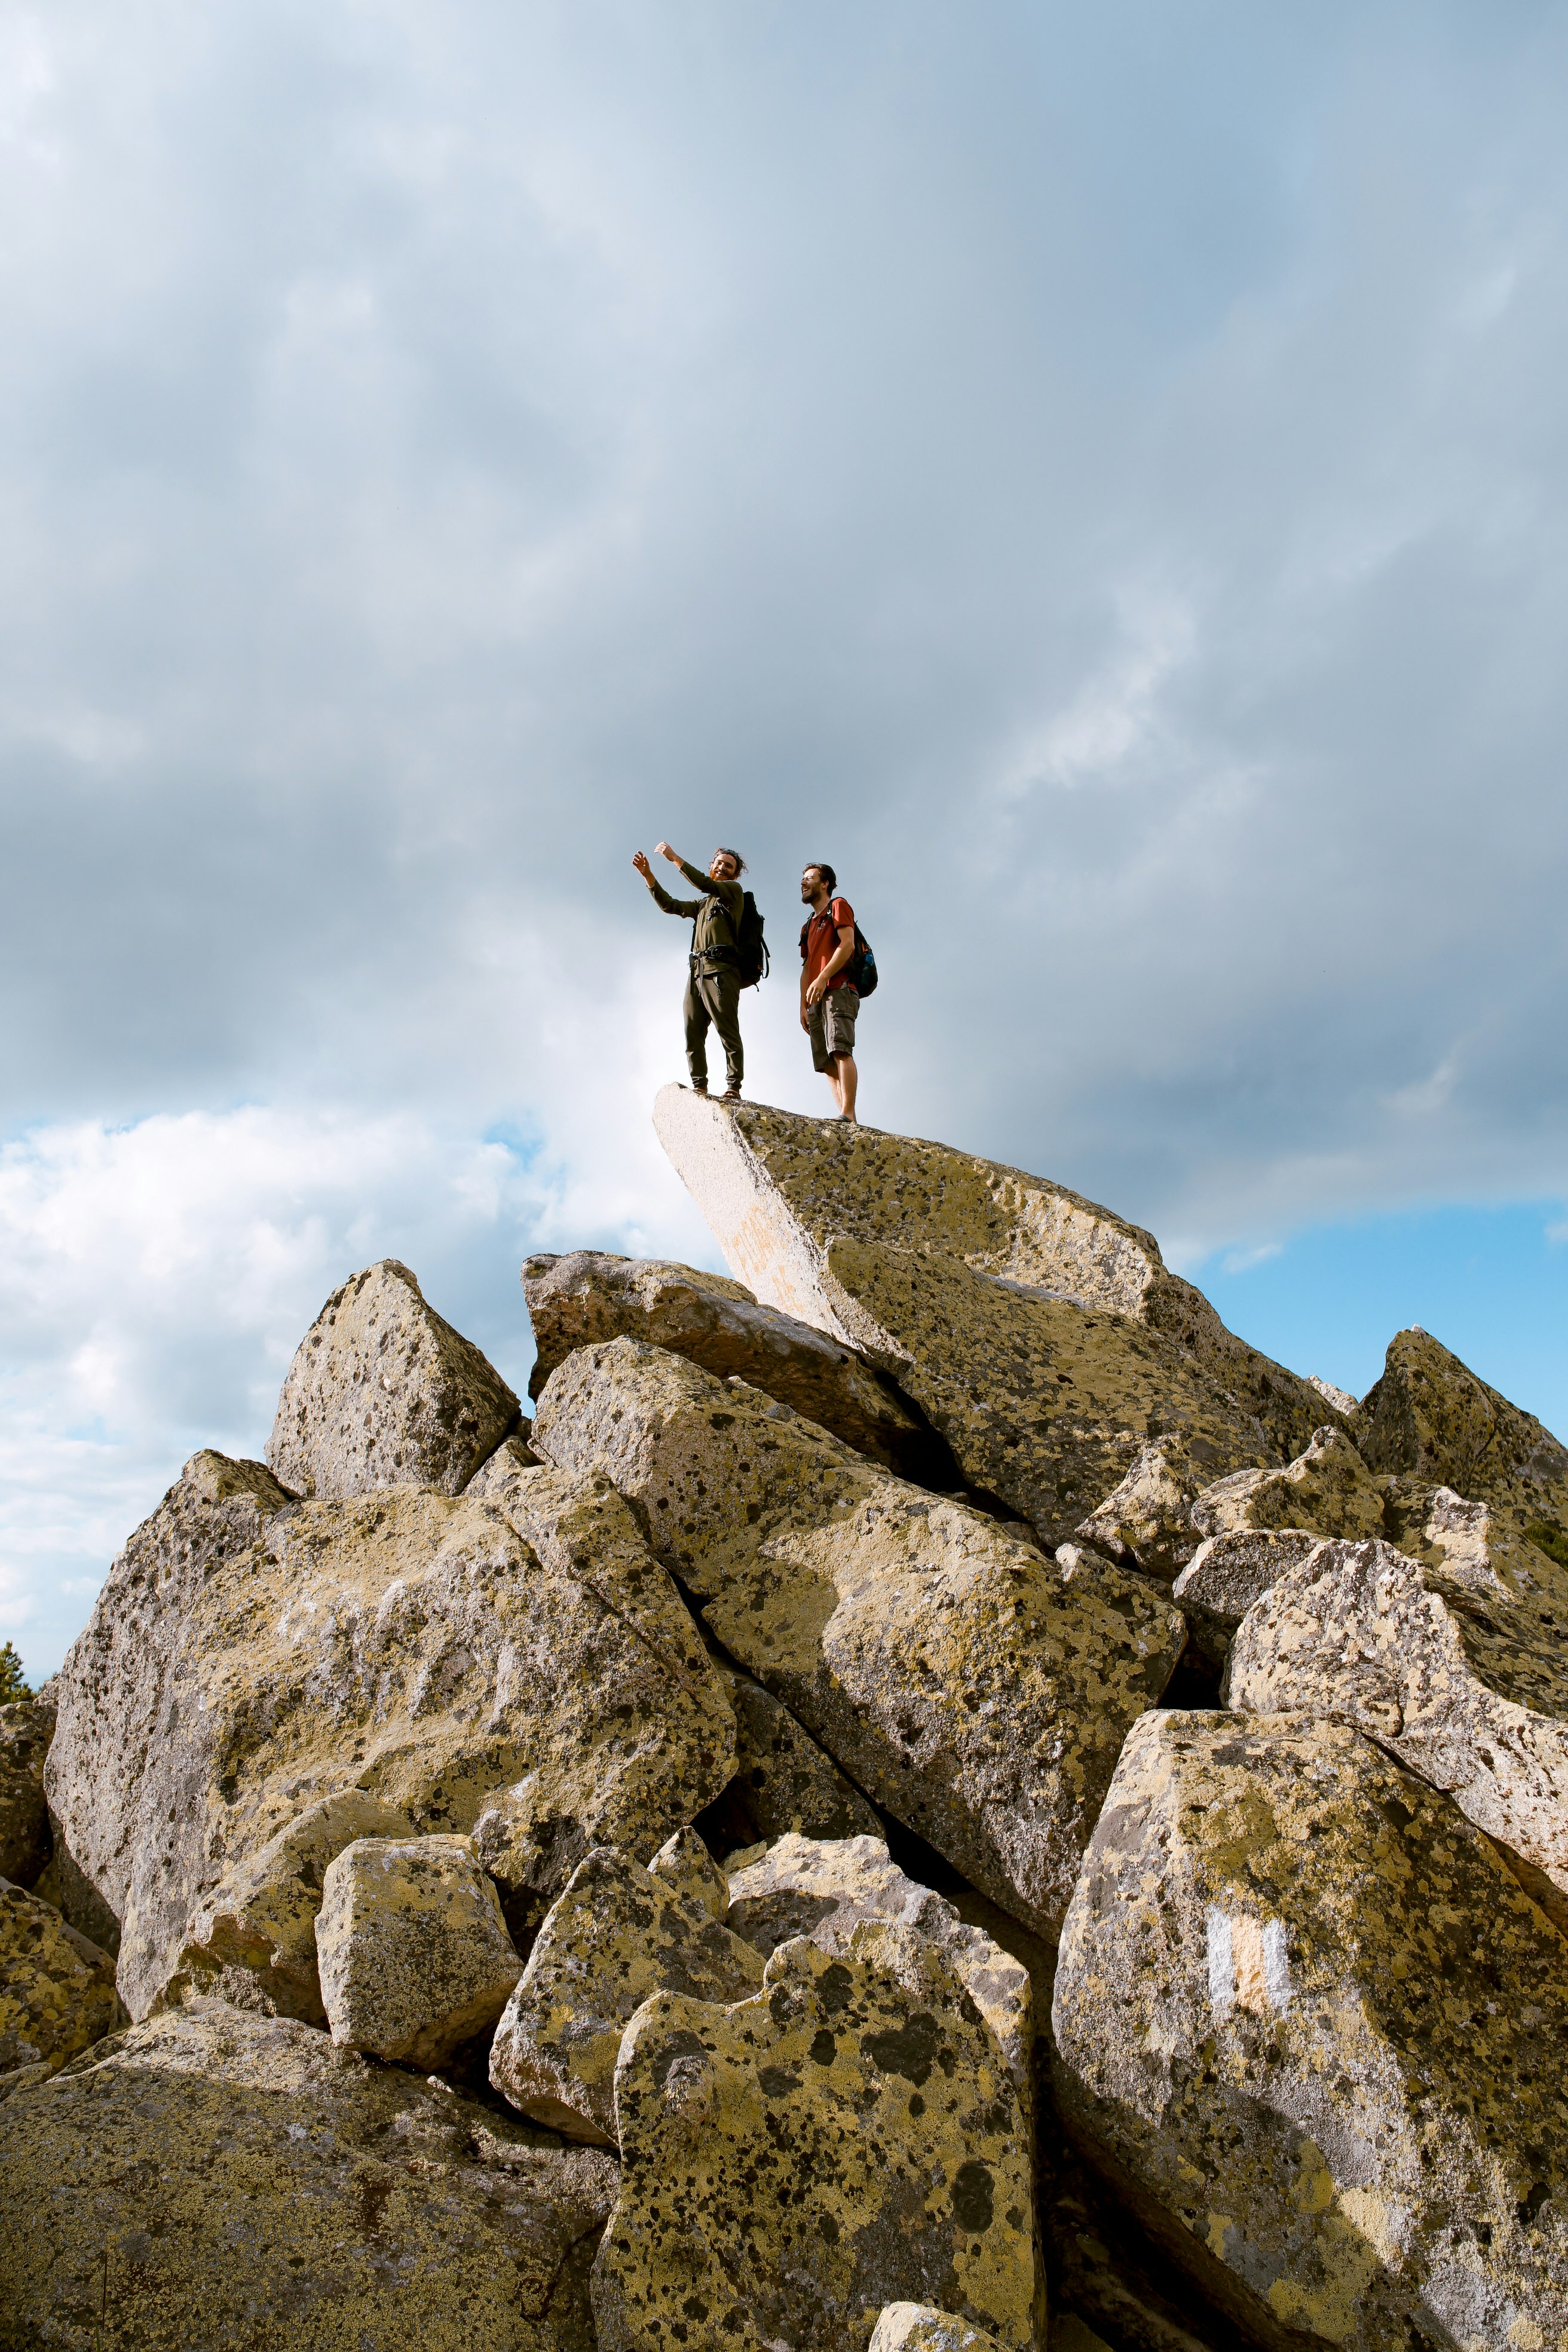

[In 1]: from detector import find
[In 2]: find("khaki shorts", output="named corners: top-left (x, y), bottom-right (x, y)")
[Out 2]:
top-left (808, 987), bottom-right (858, 1073)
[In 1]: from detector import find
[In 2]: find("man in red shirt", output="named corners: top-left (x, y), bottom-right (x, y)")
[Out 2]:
top-left (800, 862), bottom-right (859, 1122)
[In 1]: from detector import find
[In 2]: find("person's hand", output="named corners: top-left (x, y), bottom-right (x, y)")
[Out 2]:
top-left (654, 840), bottom-right (679, 864)
top-left (800, 1004), bottom-right (810, 1033)
top-left (805, 973), bottom-right (827, 1008)
top-left (632, 850), bottom-right (652, 880)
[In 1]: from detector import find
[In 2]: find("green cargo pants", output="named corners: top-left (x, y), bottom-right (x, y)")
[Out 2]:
top-left (684, 964), bottom-right (743, 1094)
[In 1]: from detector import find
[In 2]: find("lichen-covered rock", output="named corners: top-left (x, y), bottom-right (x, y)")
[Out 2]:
top-left (1352, 1324), bottom-right (1568, 1549)
top-left (0, 1697), bottom-right (53, 1888)
top-left (1308, 1374), bottom-right (1358, 1417)
top-left (1168, 1530), bottom-right (1323, 1665)
top-left (161, 1789), bottom-right (416, 2022)
top-left (0, 1996), bottom-right (617, 2350)
top-left (316, 1833), bottom-right (523, 2067)
top-left (699, 1666), bottom-right (884, 1856)
top-left (1036, 2130), bottom-right (1243, 2352)
top-left (523, 1250), bottom-right (944, 1481)
top-left (534, 1338), bottom-right (1186, 1941)
top-left (1189, 1425), bottom-right (1385, 1544)
top-left (1, 1875), bottom-right (125, 2075)
top-left (1073, 1438), bottom-right (1203, 1579)
top-left (491, 1843), bottom-right (764, 2145)
top-left (869, 2306), bottom-right (1012, 2352)
top-left (1052, 1710), bottom-right (1568, 2352)
top-left (266, 1257), bottom-right (519, 1498)
top-left (647, 1823), bottom-right (731, 1916)
top-left (469, 1428), bottom-right (545, 1493)
top-left (1227, 1532), bottom-right (1568, 1931)
top-left (653, 1086), bottom-right (1339, 1465)
top-left (594, 1927), bottom-right (1040, 2352)
top-left (47, 1450), bottom-right (735, 2017)
top-left (724, 1833), bottom-right (1032, 2102)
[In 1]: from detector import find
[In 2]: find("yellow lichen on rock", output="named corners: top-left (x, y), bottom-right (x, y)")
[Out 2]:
top-left (1190, 1426), bottom-right (1386, 1544)
top-left (1, 1875), bottom-right (124, 2075)
top-left (1052, 1710), bottom-right (1568, 2352)
top-left (316, 1833), bottom-right (524, 2066)
top-left (0, 1996), bottom-right (617, 2350)
top-left (1353, 1325), bottom-right (1568, 1546)
top-left (594, 1927), bottom-right (1040, 2352)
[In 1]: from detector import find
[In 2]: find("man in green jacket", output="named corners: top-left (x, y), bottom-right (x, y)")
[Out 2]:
top-left (633, 840), bottom-right (748, 1100)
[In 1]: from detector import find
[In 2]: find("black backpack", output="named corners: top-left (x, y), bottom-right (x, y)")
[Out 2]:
top-left (733, 892), bottom-right (769, 988)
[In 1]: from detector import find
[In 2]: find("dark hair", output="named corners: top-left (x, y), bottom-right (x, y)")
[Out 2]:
top-left (715, 847), bottom-right (746, 874)
top-left (806, 861), bottom-right (837, 893)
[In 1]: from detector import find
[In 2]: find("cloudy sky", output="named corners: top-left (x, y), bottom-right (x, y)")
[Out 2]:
top-left (6, 1), bottom-right (1568, 1678)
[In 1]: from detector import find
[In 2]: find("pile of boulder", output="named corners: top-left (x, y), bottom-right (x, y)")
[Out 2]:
top-left (4, 1089), bottom-right (1567, 2352)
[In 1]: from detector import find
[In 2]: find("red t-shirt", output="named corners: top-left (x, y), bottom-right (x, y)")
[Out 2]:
top-left (803, 898), bottom-right (856, 991)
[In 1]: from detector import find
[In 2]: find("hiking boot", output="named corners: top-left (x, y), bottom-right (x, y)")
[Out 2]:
top-left (721, 1088), bottom-right (742, 1102)
top-left (690, 1083), bottom-right (708, 1095)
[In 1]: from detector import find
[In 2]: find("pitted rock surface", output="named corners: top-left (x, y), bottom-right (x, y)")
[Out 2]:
top-left (267, 1257), bottom-right (519, 1498)
top-left (523, 1250), bottom-right (942, 1481)
top-left (47, 1450), bottom-right (734, 2017)
top-left (1189, 1425), bottom-right (1385, 1544)
top-left (534, 1338), bottom-right (1186, 1941)
top-left (1052, 1710), bottom-right (1568, 2352)
top-left (1226, 1532), bottom-right (1568, 1930)
top-left (491, 1842), bottom-right (764, 2145)
top-left (161, 1788), bottom-right (415, 2022)
top-left (699, 1665), bottom-right (884, 1854)
top-left (0, 1997), bottom-right (617, 2351)
top-left (0, 1876), bottom-right (124, 2075)
top-left (1168, 1530), bottom-right (1323, 1665)
top-left (1352, 1324), bottom-right (1568, 1546)
top-left (0, 1698), bottom-right (53, 1888)
top-left (725, 1833), bottom-right (1032, 2102)
top-left (316, 1832), bottom-right (523, 2066)
top-left (593, 1926), bottom-right (1039, 2352)
top-left (1073, 1437), bottom-right (1204, 1579)
top-left (653, 1086), bottom-right (1338, 1464)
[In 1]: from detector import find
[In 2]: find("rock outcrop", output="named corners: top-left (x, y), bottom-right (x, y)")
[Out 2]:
top-left (1072, 1437), bottom-right (1204, 1579)
top-left (725, 1832), bottom-right (1033, 2101)
top-left (161, 1787), bottom-right (415, 2022)
top-left (47, 1449), bottom-right (734, 2016)
top-left (524, 1250), bottom-right (946, 1482)
top-left (316, 1832), bottom-right (524, 2066)
top-left (267, 1257), bottom-right (520, 1497)
top-left (491, 1840), bottom-right (764, 2144)
top-left (534, 1337), bottom-right (1186, 1940)
top-left (0, 1696), bottom-right (53, 1888)
top-left (1052, 1710), bottom-right (1568, 2351)
top-left (0, 1998), bottom-right (617, 2350)
top-left (0, 1876), bottom-right (124, 2075)
top-left (1352, 1323), bottom-right (1568, 1546)
top-left (1189, 1424), bottom-right (1386, 1543)
top-left (594, 1927), bottom-right (1040, 2352)
top-left (654, 1086), bottom-right (1341, 1465)
top-left (698, 1664), bottom-right (884, 1854)
top-left (1227, 1531), bottom-right (1568, 1930)
top-left (1167, 1529), bottom-right (1322, 1664)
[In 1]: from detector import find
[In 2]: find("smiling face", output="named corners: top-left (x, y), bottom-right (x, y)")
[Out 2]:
top-left (710, 851), bottom-right (740, 881)
top-left (801, 866), bottom-right (825, 904)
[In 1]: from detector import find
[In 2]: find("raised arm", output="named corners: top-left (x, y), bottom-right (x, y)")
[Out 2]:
top-left (633, 849), bottom-right (699, 917)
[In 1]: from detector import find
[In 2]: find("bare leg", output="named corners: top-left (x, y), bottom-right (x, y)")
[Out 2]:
top-left (829, 1053), bottom-right (858, 1122)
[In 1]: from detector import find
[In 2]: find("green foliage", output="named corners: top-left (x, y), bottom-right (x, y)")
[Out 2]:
top-left (0, 1640), bottom-right (32, 1705)
top-left (1525, 1520), bottom-right (1568, 1572)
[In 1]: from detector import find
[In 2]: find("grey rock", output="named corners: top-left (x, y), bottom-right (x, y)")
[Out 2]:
top-left (523, 1248), bottom-right (944, 1480)
top-left (1189, 1425), bottom-right (1385, 1544)
top-left (267, 1257), bottom-right (519, 1499)
top-left (869, 2308), bottom-right (1013, 2352)
top-left (1074, 1437), bottom-right (1204, 1579)
top-left (316, 1833), bottom-right (525, 2068)
top-left (1052, 1709), bottom-right (1568, 2352)
top-left (1169, 1530), bottom-right (1324, 1665)
top-left (1352, 1322), bottom-right (1568, 1548)
top-left (534, 1337), bottom-right (1186, 1942)
top-left (0, 1997), bottom-right (617, 2350)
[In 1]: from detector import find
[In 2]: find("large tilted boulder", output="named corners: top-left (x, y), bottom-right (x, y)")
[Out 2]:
top-left (699, 1664), bottom-right (884, 1854)
top-left (316, 1833), bottom-right (525, 2066)
top-left (534, 1337), bottom-right (1186, 1941)
top-left (0, 1698), bottom-right (53, 1888)
top-left (267, 1257), bottom-right (520, 1498)
top-left (725, 1833), bottom-right (1033, 2102)
top-left (1227, 1530), bottom-right (1568, 1930)
top-left (523, 1250), bottom-right (947, 1482)
top-left (46, 1449), bottom-right (736, 2016)
top-left (1, 1876), bottom-right (124, 2076)
top-left (654, 1086), bottom-right (1340, 1466)
top-left (1189, 1424), bottom-right (1386, 1543)
top-left (593, 1927), bottom-right (1040, 2352)
top-left (491, 1835), bottom-right (764, 2145)
top-left (0, 1997), bottom-right (617, 2350)
top-left (161, 1788), bottom-right (415, 2022)
top-left (1052, 1711), bottom-right (1568, 2351)
top-left (1353, 1324), bottom-right (1568, 1548)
